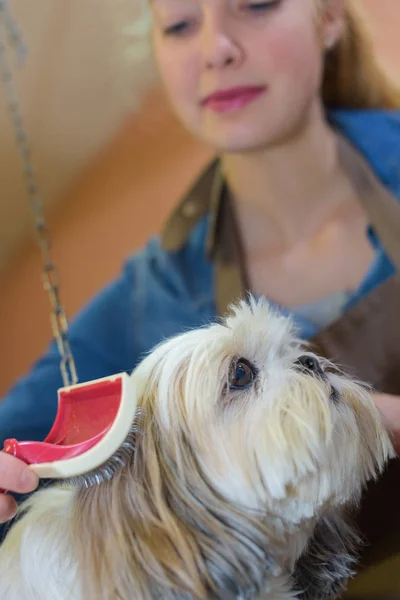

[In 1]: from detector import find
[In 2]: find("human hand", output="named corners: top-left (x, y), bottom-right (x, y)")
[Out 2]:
top-left (0, 453), bottom-right (38, 523)
top-left (372, 392), bottom-right (400, 455)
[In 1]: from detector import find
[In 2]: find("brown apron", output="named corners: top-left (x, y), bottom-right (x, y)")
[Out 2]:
top-left (162, 134), bottom-right (400, 597)
top-left (215, 137), bottom-right (400, 598)
top-left (310, 139), bottom-right (400, 598)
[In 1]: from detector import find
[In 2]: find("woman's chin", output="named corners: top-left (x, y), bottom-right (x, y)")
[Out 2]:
top-left (197, 125), bottom-right (290, 155)
top-left (189, 110), bottom-right (303, 154)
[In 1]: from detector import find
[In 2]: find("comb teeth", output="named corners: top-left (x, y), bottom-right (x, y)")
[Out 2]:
top-left (67, 408), bottom-right (146, 488)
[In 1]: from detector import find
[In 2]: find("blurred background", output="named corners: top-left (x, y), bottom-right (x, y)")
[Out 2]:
top-left (0, 0), bottom-right (400, 396)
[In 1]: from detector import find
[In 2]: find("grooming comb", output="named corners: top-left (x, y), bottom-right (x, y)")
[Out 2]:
top-left (1, 373), bottom-right (140, 486)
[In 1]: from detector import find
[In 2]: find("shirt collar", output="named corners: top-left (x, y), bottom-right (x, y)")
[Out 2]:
top-left (161, 158), bottom-right (225, 258)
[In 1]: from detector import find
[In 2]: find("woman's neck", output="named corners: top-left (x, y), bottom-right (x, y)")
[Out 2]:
top-left (221, 104), bottom-right (353, 253)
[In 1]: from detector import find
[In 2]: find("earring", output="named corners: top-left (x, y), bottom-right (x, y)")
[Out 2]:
top-left (324, 37), bottom-right (336, 51)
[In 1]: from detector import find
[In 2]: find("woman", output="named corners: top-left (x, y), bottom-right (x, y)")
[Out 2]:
top-left (1, 0), bottom-right (400, 593)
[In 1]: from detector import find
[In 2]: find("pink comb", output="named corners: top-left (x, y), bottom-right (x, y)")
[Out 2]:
top-left (2, 373), bottom-right (138, 479)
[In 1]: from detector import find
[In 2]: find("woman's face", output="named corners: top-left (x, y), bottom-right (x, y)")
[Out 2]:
top-left (151, 0), bottom-right (343, 153)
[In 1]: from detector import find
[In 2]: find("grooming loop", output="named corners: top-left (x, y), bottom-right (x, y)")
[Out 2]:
top-left (2, 373), bottom-right (138, 479)
top-left (0, 3), bottom-right (141, 484)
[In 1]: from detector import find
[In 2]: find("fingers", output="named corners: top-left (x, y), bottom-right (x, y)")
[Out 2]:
top-left (0, 454), bottom-right (39, 523)
top-left (0, 452), bottom-right (38, 495)
top-left (0, 494), bottom-right (17, 524)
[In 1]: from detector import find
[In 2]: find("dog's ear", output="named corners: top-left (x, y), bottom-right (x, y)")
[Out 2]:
top-left (70, 375), bottom-right (217, 600)
top-left (291, 512), bottom-right (361, 600)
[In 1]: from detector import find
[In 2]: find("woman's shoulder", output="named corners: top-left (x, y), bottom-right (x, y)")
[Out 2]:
top-left (329, 107), bottom-right (400, 142)
top-left (329, 108), bottom-right (400, 197)
top-left (129, 159), bottom-right (221, 312)
top-left (0, 231), bottom-right (216, 446)
top-left (126, 223), bottom-right (215, 322)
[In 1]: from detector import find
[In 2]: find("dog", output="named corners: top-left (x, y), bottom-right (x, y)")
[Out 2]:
top-left (0, 298), bottom-right (394, 599)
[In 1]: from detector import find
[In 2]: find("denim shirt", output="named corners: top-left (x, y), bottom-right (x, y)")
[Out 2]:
top-left (1, 108), bottom-right (400, 445)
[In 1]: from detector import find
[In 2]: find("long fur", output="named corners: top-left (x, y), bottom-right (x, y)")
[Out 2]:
top-left (0, 298), bottom-right (394, 599)
top-left (291, 512), bottom-right (361, 599)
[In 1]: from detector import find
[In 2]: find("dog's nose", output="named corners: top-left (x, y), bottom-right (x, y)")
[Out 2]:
top-left (295, 354), bottom-right (324, 377)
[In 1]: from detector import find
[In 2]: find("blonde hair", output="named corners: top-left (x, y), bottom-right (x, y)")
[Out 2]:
top-left (322, 0), bottom-right (400, 109)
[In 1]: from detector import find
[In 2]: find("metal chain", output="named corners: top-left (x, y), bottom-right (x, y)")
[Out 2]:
top-left (0, 1), bottom-right (78, 387)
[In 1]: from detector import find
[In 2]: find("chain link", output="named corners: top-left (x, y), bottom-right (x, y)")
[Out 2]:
top-left (0, 2), bottom-right (78, 387)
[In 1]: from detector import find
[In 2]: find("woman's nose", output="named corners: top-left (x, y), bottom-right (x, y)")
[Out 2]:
top-left (201, 16), bottom-right (242, 70)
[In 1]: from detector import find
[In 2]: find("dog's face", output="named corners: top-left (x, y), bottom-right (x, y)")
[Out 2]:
top-left (135, 298), bottom-right (393, 520)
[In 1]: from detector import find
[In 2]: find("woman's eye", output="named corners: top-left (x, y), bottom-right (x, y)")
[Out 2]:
top-left (246, 1), bottom-right (280, 12)
top-left (229, 358), bottom-right (257, 390)
top-left (163, 20), bottom-right (191, 36)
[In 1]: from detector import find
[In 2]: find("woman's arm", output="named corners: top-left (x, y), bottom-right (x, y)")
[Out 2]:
top-left (373, 392), bottom-right (400, 454)
top-left (0, 259), bottom-right (138, 445)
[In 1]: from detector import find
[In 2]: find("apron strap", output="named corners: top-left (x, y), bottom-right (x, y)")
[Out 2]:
top-left (337, 134), bottom-right (400, 271)
top-left (214, 189), bottom-right (249, 316)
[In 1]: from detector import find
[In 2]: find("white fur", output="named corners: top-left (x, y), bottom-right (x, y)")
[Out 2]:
top-left (0, 488), bottom-right (79, 600)
top-left (0, 298), bottom-right (394, 600)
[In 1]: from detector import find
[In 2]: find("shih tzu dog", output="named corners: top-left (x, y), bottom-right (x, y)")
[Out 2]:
top-left (0, 298), bottom-right (394, 600)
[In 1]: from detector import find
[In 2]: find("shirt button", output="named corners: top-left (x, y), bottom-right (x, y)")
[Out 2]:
top-left (181, 200), bottom-right (199, 219)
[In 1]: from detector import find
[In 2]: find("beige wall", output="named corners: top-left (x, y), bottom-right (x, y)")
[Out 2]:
top-left (0, 0), bottom-right (147, 270)
top-left (1, 0), bottom-right (400, 395)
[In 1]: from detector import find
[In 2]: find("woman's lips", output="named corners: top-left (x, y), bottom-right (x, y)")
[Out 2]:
top-left (201, 85), bottom-right (267, 113)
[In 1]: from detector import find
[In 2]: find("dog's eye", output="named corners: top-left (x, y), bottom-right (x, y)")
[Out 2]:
top-left (229, 358), bottom-right (256, 390)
